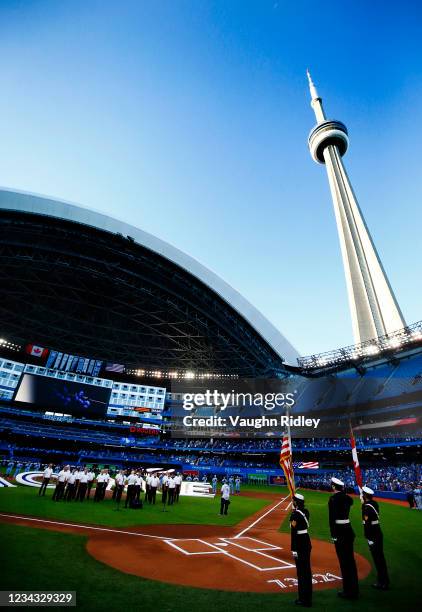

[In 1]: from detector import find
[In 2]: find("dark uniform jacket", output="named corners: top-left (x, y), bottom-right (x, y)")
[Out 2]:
top-left (362, 499), bottom-right (382, 541)
top-left (290, 507), bottom-right (311, 553)
top-left (328, 491), bottom-right (355, 539)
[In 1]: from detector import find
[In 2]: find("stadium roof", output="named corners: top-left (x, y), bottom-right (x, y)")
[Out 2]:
top-left (0, 188), bottom-right (299, 376)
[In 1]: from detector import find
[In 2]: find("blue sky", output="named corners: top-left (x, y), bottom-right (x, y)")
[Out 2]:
top-left (0, 0), bottom-right (420, 357)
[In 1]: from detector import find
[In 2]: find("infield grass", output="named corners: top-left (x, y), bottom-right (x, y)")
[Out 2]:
top-left (0, 484), bottom-right (268, 527)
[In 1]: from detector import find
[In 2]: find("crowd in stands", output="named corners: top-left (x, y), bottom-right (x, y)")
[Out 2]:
top-left (295, 464), bottom-right (421, 493)
top-left (160, 436), bottom-right (420, 451)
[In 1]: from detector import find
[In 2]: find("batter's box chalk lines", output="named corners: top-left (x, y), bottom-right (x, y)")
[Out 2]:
top-left (164, 537), bottom-right (295, 572)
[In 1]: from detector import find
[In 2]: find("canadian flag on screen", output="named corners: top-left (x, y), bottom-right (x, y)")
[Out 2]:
top-left (25, 344), bottom-right (48, 358)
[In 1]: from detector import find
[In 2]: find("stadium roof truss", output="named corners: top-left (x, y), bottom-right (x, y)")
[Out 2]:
top-left (0, 189), bottom-right (299, 377)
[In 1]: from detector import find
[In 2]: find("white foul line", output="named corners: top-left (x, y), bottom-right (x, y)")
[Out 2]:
top-left (0, 513), bottom-right (169, 540)
top-left (234, 494), bottom-right (290, 538)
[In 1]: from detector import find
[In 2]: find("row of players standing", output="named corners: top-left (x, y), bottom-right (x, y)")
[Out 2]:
top-left (211, 475), bottom-right (241, 494)
top-left (290, 476), bottom-right (390, 608)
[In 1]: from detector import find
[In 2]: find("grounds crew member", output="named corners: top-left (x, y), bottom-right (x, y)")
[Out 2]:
top-left (38, 464), bottom-right (53, 496)
top-left (290, 492), bottom-right (312, 608)
top-left (328, 477), bottom-right (359, 599)
top-left (361, 485), bottom-right (390, 590)
top-left (220, 481), bottom-right (230, 515)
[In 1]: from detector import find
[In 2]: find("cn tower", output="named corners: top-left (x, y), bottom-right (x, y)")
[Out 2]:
top-left (306, 71), bottom-right (406, 344)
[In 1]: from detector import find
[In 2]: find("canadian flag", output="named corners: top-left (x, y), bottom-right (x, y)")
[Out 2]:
top-left (350, 423), bottom-right (363, 492)
top-left (25, 344), bottom-right (48, 358)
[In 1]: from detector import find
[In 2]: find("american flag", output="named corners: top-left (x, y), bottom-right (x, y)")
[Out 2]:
top-left (295, 461), bottom-right (319, 469)
top-left (279, 434), bottom-right (295, 497)
top-left (350, 423), bottom-right (363, 491)
top-left (105, 363), bottom-right (125, 373)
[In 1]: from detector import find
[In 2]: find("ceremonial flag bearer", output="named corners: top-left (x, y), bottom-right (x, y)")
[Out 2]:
top-left (290, 492), bottom-right (312, 608)
top-left (361, 486), bottom-right (390, 590)
top-left (328, 477), bottom-right (359, 599)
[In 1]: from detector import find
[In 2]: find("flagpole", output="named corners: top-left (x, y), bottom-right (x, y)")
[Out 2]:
top-left (349, 419), bottom-right (363, 502)
top-left (286, 404), bottom-right (295, 492)
top-left (279, 405), bottom-right (295, 500)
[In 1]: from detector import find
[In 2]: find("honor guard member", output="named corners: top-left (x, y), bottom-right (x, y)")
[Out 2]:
top-left (168, 474), bottom-right (176, 505)
top-left (112, 473), bottom-right (119, 501)
top-left (94, 470), bottom-right (106, 502)
top-left (361, 486), bottom-right (390, 590)
top-left (329, 477), bottom-right (359, 599)
top-left (74, 468), bottom-right (82, 499)
top-left (145, 473), bottom-right (152, 502)
top-left (39, 464), bottom-right (53, 496)
top-left (102, 469), bottom-right (110, 500)
top-left (114, 470), bottom-right (126, 506)
top-left (174, 473), bottom-right (182, 502)
top-left (52, 465), bottom-right (70, 501)
top-left (135, 471), bottom-right (144, 503)
top-left (220, 482), bottom-right (230, 515)
top-left (125, 470), bottom-right (137, 508)
top-left (290, 493), bottom-right (312, 608)
top-left (133, 471), bottom-right (141, 504)
top-left (86, 469), bottom-right (95, 499)
top-left (77, 468), bottom-right (89, 501)
top-left (161, 473), bottom-right (169, 505)
top-left (64, 469), bottom-right (77, 501)
top-left (149, 473), bottom-right (159, 504)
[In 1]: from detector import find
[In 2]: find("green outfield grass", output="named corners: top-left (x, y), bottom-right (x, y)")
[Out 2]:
top-left (1, 484), bottom-right (421, 611)
top-left (0, 484), bottom-right (267, 527)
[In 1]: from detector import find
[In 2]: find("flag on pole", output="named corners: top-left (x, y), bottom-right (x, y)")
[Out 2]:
top-left (25, 344), bottom-right (48, 359)
top-left (350, 423), bottom-right (363, 492)
top-left (279, 434), bottom-right (295, 497)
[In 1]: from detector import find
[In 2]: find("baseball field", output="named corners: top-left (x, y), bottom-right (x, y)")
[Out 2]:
top-left (0, 482), bottom-right (421, 612)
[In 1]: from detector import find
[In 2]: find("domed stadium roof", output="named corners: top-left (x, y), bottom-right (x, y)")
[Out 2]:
top-left (0, 188), bottom-right (299, 376)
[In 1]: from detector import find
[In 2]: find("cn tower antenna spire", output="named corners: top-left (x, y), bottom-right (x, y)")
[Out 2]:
top-left (306, 75), bottom-right (406, 344)
top-left (306, 69), bottom-right (325, 122)
top-left (306, 69), bottom-right (319, 100)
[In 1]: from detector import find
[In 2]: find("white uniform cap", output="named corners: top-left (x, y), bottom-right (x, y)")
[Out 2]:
top-left (294, 493), bottom-right (304, 501)
top-left (362, 486), bottom-right (374, 495)
top-left (331, 477), bottom-right (344, 486)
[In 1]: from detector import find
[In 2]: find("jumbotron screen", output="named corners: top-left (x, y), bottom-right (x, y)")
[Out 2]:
top-left (14, 373), bottom-right (111, 417)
